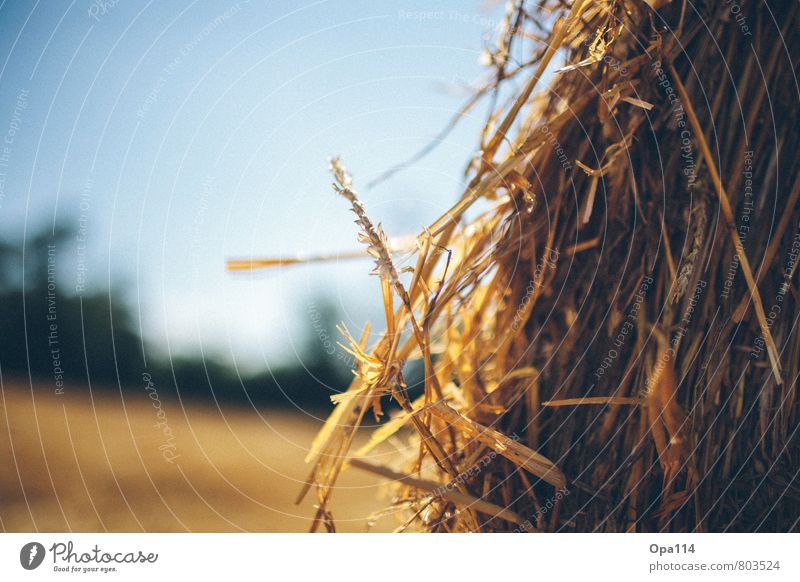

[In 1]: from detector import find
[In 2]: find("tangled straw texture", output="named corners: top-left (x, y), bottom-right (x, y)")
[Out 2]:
top-left (302, 0), bottom-right (800, 533)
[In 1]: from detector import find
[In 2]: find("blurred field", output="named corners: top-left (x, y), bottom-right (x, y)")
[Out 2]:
top-left (0, 380), bottom-right (395, 532)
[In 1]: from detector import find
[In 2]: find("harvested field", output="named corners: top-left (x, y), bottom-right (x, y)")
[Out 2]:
top-left (0, 381), bottom-right (392, 532)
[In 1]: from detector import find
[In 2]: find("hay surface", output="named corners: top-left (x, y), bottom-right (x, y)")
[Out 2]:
top-left (282, 0), bottom-right (799, 532)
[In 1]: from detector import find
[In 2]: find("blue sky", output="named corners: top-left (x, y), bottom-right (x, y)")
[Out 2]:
top-left (0, 0), bottom-right (511, 373)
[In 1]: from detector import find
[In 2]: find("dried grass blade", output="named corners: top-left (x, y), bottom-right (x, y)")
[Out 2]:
top-left (349, 458), bottom-right (524, 526)
top-left (543, 396), bottom-right (641, 407)
top-left (425, 401), bottom-right (566, 489)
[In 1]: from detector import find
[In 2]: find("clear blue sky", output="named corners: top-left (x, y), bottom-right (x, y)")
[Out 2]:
top-left (0, 0), bottom-right (511, 372)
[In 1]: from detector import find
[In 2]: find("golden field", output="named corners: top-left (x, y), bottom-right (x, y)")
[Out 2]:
top-left (0, 380), bottom-right (393, 532)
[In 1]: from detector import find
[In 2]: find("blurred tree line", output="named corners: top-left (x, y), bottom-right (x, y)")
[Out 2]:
top-left (0, 223), bottom-right (354, 410)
